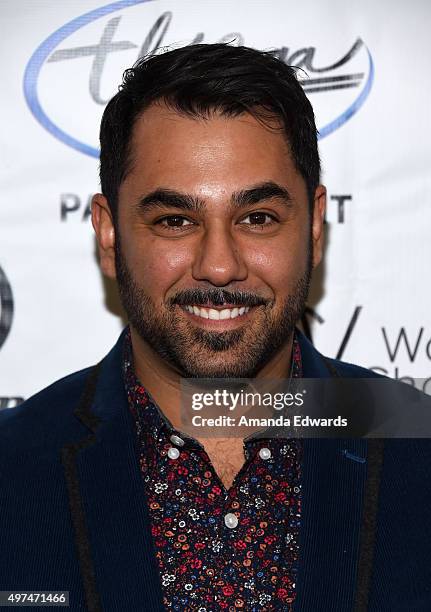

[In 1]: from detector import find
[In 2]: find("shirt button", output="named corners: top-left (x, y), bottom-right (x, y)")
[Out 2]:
top-left (259, 447), bottom-right (271, 460)
top-left (167, 447), bottom-right (180, 460)
top-left (224, 512), bottom-right (239, 529)
top-left (170, 434), bottom-right (185, 447)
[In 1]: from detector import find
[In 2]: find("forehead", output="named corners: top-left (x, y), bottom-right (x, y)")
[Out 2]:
top-left (121, 102), bottom-right (305, 200)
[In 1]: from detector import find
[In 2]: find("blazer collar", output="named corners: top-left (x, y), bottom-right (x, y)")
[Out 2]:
top-left (88, 326), bottom-right (331, 426)
top-left (295, 328), bottom-right (333, 378)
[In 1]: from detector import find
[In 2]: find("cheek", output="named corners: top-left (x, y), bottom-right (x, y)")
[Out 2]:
top-left (245, 234), bottom-right (308, 291)
top-left (125, 235), bottom-right (193, 290)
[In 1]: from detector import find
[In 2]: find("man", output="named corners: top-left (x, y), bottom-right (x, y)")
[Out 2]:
top-left (1, 44), bottom-right (430, 612)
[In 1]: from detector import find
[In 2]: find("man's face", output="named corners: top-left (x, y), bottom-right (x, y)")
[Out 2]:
top-left (94, 103), bottom-right (325, 378)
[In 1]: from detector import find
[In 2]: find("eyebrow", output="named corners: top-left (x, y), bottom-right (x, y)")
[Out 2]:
top-left (135, 181), bottom-right (293, 214)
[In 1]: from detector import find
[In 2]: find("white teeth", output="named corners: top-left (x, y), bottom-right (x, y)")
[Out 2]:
top-left (184, 305), bottom-right (250, 320)
top-left (219, 309), bottom-right (231, 320)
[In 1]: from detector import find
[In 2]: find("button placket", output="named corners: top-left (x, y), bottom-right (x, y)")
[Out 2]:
top-left (167, 447), bottom-right (180, 459)
top-left (224, 512), bottom-right (239, 529)
top-left (259, 447), bottom-right (271, 460)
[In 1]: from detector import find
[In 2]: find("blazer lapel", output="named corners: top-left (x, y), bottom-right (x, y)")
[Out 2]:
top-left (60, 331), bottom-right (165, 612)
top-left (294, 331), bottom-right (368, 612)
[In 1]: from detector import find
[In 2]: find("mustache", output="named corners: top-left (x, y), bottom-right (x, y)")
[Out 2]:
top-left (171, 287), bottom-right (269, 308)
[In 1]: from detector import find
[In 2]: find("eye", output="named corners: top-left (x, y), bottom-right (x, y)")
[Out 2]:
top-left (240, 212), bottom-right (278, 227)
top-left (155, 215), bottom-right (195, 230)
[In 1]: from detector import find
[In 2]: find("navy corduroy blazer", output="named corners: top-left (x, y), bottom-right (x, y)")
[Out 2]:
top-left (1, 328), bottom-right (431, 611)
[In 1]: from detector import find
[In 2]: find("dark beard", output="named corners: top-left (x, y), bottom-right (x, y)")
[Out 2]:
top-left (115, 231), bottom-right (312, 379)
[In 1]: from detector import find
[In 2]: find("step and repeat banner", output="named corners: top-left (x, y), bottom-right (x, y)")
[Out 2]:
top-left (1, 0), bottom-right (430, 407)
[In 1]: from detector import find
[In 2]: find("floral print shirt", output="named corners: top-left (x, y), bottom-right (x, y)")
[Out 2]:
top-left (124, 328), bottom-right (303, 611)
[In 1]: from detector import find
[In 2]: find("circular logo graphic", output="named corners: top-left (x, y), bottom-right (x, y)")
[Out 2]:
top-left (0, 266), bottom-right (14, 350)
top-left (23, 0), bottom-right (374, 157)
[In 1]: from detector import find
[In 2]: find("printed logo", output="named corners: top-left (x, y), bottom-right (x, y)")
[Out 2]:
top-left (301, 305), bottom-right (362, 360)
top-left (0, 265), bottom-right (14, 350)
top-left (23, 0), bottom-right (374, 157)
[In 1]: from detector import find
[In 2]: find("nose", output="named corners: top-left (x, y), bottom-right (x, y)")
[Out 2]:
top-left (192, 222), bottom-right (247, 286)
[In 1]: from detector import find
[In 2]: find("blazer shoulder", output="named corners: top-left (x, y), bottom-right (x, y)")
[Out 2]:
top-left (295, 328), bottom-right (385, 379)
top-left (324, 355), bottom-right (385, 379)
top-left (0, 366), bottom-right (94, 453)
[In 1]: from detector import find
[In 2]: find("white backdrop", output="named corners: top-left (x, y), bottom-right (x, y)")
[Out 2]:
top-left (1, 0), bottom-right (430, 407)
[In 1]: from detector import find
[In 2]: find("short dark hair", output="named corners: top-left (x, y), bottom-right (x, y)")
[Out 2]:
top-left (99, 43), bottom-right (320, 221)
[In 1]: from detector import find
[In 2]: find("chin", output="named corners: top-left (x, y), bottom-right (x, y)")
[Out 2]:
top-left (180, 359), bottom-right (254, 379)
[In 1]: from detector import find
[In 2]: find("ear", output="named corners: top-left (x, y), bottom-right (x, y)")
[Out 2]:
top-left (91, 193), bottom-right (117, 279)
top-left (311, 184), bottom-right (326, 269)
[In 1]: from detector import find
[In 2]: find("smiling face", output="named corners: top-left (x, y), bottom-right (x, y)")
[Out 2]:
top-left (93, 102), bottom-right (326, 378)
